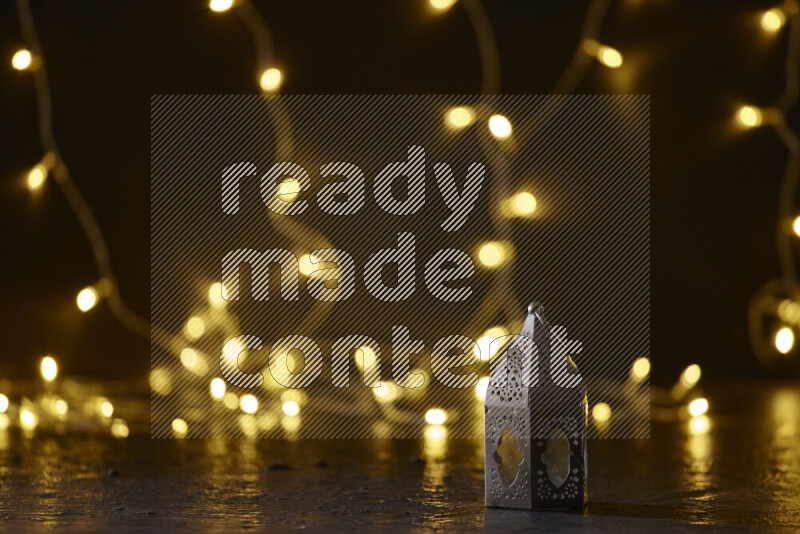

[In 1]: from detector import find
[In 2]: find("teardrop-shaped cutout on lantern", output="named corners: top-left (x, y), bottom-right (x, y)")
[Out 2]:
top-left (542, 427), bottom-right (571, 487)
top-left (494, 427), bottom-right (524, 487)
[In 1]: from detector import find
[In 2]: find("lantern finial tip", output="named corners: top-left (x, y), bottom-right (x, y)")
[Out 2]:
top-left (527, 302), bottom-right (543, 315)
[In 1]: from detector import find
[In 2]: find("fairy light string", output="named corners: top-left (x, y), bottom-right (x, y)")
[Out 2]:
top-left (747, 3), bottom-right (800, 366)
top-left (18, 0), bottom-right (789, 435)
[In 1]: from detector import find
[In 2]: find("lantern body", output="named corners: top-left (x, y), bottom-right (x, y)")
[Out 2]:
top-left (484, 303), bottom-right (588, 510)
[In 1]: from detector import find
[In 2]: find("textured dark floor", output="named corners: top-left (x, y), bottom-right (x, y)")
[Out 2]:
top-left (0, 382), bottom-right (798, 532)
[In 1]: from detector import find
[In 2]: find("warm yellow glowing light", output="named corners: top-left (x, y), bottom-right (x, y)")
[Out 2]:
top-left (424, 424), bottom-right (447, 442)
top-left (761, 8), bottom-right (786, 32)
top-left (184, 316), bottom-right (205, 339)
top-left (488, 114), bottom-right (512, 139)
top-left (259, 67), bottom-right (283, 92)
top-left (737, 105), bottom-right (762, 128)
top-left (689, 398), bottom-right (709, 417)
top-left (20, 409), bottom-right (38, 428)
top-left (354, 346), bottom-right (378, 369)
top-left (476, 376), bottom-right (491, 400)
top-left (446, 106), bottom-right (474, 129)
top-left (779, 299), bottom-right (800, 323)
top-left (0, 394), bottom-right (8, 413)
top-left (282, 400), bottom-right (300, 416)
top-left (172, 418), bottom-right (188, 435)
top-left (598, 46), bottom-right (623, 68)
top-left (0, 414), bottom-right (8, 430)
top-left (100, 401), bottom-right (114, 418)
top-left (41, 356), bottom-right (58, 381)
top-left (373, 382), bottom-right (398, 402)
top-left (592, 402), bottom-right (612, 423)
top-left (298, 253), bottom-right (319, 276)
top-left (512, 192), bottom-right (537, 216)
top-left (280, 390), bottom-right (307, 406)
top-left (180, 348), bottom-right (199, 370)
top-left (425, 408), bottom-right (447, 425)
top-left (27, 164), bottom-right (46, 190)
top-left (583, 39), bottom-right (623, 68)
top-left (12, 49), bottom-right (32, 70)
top-left (680, 364), bottom-right (702, 387)
top-left (55, 399), bottom-right (68, 416)
top-left (689, 415), bottom-right (710, 435)
top-left (150, 368), bottom-right (171, 395)
top-left (430, 0), bottom-right (457, 10)
top-left (223, 392), bottom-right (239, 410)
top-left (240, 394), bottom-right (258, 414)
top-left (277, 177), bottom-right (300, 201)
top-left (477, 241), bottom-right (511, 268)
top-left (630, 357), bottom-right (651, 381)
top-left (776, 327), bottom-right (794, 354)
top-left (793, 216), bottom-right (800, 237)
top-left (76, 286), bottom-right (99, 312)
top-left (222, 338), bottom-right (245, 363)
top-left (208, 282), bottom-right (227, 307)
top-left (210, 378), bottom-right (226, 399)
top-left (475, 326), bottom-right (508, 360)
top-left (111, 418), bottom-right (129, 438)
top-left (210, 0), bottom-right (233, 12)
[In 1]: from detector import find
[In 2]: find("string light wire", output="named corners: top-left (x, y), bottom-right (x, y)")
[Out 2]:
top-left (14, 0), bottom-right (159, 342)
top-left (10, 0), bottom-right (753, 435)
top-left (748, 8), bottom-right (800, 365)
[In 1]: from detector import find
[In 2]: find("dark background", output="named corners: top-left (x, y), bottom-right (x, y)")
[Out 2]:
top-left (0, 0), bottom-right (796, 385)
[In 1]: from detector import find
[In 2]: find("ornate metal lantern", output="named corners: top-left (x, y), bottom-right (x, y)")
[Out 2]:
top-left (484, 303), bottom-right (588, 509)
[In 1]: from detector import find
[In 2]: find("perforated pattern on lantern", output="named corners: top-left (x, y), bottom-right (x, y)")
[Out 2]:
top-left (487, 336), bottom-right (534, 404)
top-left (534, 416), bottom-right (583, 501)
top-left (486, 410), bottom-right (529, 501)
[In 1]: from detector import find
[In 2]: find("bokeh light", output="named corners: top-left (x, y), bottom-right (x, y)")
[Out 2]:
top-left (76, 286), bottom-right (99, 312)
top-left (630, 357), bottom-right (651, 382)
top-left (761, 8), bottom-right (786, 32)
top-left (598, 45), bottom-right (623, 68)
top-left (477, 241), bottom-right (512, 268)
top-left (488, 114), bottom-right (512, 139)
top-left (100, 401), bottom-right (114, 418)
top-left (737, 105), bottom-right (763, 128)
top-left (210, 378), bottom-right (226, 399)
top-left (425, 408), bottom-right (447, 425)
top-left (689, 415), bottom-right (710, 435)
top-left (476, 376), bottom-right (491, 400)
top-left (40, 356), bottom-right (58, 382)
top-left (172, 418), bottom-right (188, 436)
top-left (282, 400), bottom-right (300, 416)
top-left (680, 364), bottom-right (702, 387)
top-left (208, 282), bottom-right (227, 307)
top-left (689, 398), bottom-right (709, 417)
top-left (184, 316), bottom-right (205, 339)
top-left (511, 192), bottom-right (536, 216)
top-left (445, 106), bottom-right (474, 129)
top-left (474, 326), bottom-right (508, 360)
top-left (259, 67), bottom-right (283, 92)
top-left (11, 49), bottom-right (32, 70)
top-left (27, 164), bottom-right (46, 190)
top-left (373, 382), bottom-right (399, 403)
top-left (429, 0), bottom-right (457, 11)
top-left (209, 0), bottom-right (233, 12)
top-left (775, 327), bottom-right (794, 354)
top-left (20, 409), bottom-right (38, 429)
top-left (240, 394), bottom-right (258, 414)
top-left (111, 418), bottom-right (129, 438)
top-left (592, 402), bottom-right (611, 423)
